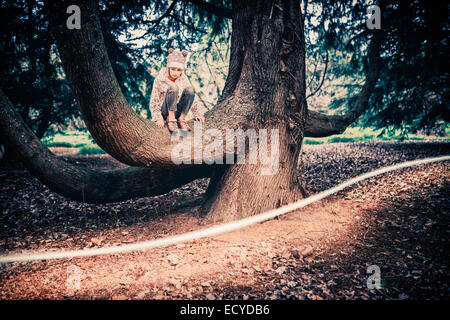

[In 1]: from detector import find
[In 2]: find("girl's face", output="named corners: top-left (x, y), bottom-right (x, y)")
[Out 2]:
top-left (169, 67), bottom-right (183, 80)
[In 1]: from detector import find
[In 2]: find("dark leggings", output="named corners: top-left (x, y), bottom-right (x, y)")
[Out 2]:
top-left (161, 82), bottom-right (195, 120)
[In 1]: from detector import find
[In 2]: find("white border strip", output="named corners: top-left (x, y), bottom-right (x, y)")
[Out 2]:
top-left (1, 155), bottom-right (449, 264)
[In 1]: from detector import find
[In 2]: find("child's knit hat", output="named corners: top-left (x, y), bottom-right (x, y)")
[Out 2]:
top-left (167, 48), bottom-right (188, 69)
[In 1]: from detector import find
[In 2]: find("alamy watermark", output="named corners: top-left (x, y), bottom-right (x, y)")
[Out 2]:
top-left (66, 265), bottom-right (81, 295)
top-left (366, 265), bottom-right (382, 289)
top-left (170, 121), bottom-right (280, 176)
top-left (66, 5), bottom-right (81, 30)
top-left (367, 5), bottom-right (381, 29)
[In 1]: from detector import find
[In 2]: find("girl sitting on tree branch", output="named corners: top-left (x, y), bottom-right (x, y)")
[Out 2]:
top-left (149, 48), bottom-right (205, 133)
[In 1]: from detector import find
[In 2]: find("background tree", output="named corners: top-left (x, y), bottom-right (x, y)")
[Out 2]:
top-left (305, 0), bottom-right (449, 135)
top-left (0, 0), bottom-right (76, 139)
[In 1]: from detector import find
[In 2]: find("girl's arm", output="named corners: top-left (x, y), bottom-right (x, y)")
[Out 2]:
top-left (149, 78), bottom-right (164, 122)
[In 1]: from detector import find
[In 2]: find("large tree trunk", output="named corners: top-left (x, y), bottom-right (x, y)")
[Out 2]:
top-left (41, 0), bottom-right (309, 220)
top-left (200, 0), bottom-right (308, 222)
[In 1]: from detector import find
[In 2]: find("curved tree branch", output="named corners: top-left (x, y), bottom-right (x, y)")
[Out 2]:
top-left (44, 0), bottom-right (248, 169)
top-left (306, 49), bottom-right (328, 99)
top-left (305, 51), bottom-right (319, 91)
top-left (305, 30), bottom-right (383, 137)
top-left (0, 88), bottom-right (213, 203)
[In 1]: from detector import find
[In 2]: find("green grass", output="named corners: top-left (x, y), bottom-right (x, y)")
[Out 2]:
top-left (44, 141), bottom-right (76, 148)
top-left (42, 129), bottom-right (105, 154)
top-left (42, 130), bottom-right (93, 147)
top-left (303, 139), bottom-right (324, 145)
top-left (304, 127), bottom-right (450, 145)
top-left (78, 145), bottom-right (105, 155)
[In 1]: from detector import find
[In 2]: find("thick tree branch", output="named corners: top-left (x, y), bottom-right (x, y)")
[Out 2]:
top-left (0, 88), bottom-right (213, 203)
top-left (218, 0), bottom-right (251, 101)
top-left (305, 30), bottom-right (383, 137)
top-left (44, 0), bottom-right (247, 169)
top-left (186, 0), bottom-right (232, 19)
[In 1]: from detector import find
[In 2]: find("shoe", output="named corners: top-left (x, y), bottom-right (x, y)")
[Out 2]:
top-left (177, 119), bottom-right (191, 131)
top-left (167, 119), bottom-right (179, 133)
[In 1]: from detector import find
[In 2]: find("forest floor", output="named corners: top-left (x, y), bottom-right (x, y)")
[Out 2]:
top-left (0, 141), bottom-right (449, 300)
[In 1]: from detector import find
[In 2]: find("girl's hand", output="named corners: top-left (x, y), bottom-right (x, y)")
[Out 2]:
top-left (195, 115), bottom-right (205, 122)
top-left (156, 120), bottom-right (165, 128)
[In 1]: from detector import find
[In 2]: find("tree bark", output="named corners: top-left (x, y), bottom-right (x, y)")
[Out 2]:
top-left (35, 107), bottom-right (51, 139)
top-left (199, 0), bottom-right (309, 222)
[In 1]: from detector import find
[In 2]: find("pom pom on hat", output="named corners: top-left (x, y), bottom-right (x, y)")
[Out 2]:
top-left (167, 48), bottom-right (188, 69)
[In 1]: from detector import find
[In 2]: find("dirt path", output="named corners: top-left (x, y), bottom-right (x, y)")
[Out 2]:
top-left (0, 142), bottom-right (448, 299)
